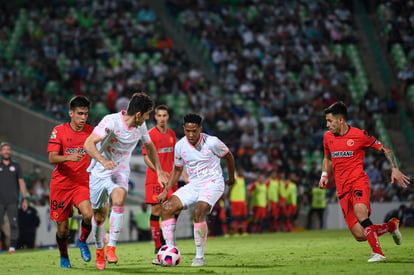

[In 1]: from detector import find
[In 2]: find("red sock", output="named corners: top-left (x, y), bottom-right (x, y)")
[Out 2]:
top-left (150, 220), bottom-right (162, 249)
top-left (242, 220), bottom-right (248, 233)
top-left (364, 226), bottom-right (384, 255)
top-left (79, 220), bottom-right (92, 243)
top-left (372, 222), bottom-right (393, 237)
top-left (56, 234), bottom-right (69, 258)
top-left (233, 220), bottom-right (239, 234)
top-left (222, 222), bottom-right (228, 234)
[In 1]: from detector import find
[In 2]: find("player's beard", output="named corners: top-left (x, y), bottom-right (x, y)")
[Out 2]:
top-left (2, 156), bottom-right (10, 161)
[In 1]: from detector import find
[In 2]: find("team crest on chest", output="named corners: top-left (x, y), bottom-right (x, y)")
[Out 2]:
top-left (9, 166), bottom-right (15, 172)
top-left (347, 139), bottom-right (354, 147)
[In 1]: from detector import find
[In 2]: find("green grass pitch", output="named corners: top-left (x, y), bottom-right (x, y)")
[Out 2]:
top-left (1, 228), bottom-right (413, 274)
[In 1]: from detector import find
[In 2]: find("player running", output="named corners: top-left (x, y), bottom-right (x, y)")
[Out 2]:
top-left (84, 92), bottom-right (168, 270)
top-left (157, 113), bottom-right (235, 267)
top-left (142, 105), bottom-right (185, 262)
top-left (47, 96), bottom-right (94, 268)
top-left (319, 101), bottom-right (410, 262)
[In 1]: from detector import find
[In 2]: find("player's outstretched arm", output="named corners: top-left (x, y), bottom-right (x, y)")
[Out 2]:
top-left (84, 133), bottom-right (117, 170)
top-left (378, 145), bottom-right (411, 188)
top-left (319, 156), bottom-right (332, 189)
top-left (223, 151), bottom-right (235, 186)
top-left (144, 141), bottom-right (169, 187)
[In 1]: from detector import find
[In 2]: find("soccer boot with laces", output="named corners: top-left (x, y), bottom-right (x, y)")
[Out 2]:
top-left (191, 257), bottom-right (206, 267)
top-left (60, 257), bottom-right (72, 268)
top-left (106, 245), bottom-right (118, 264)
top-left (389, 218), bottom-right (402, 245)
top-left (95, 248), bottom-right (106, 270)
top-left (77, 239), bottom-right (91, 262)
top-left (367, 253), bottom-right (386, 263)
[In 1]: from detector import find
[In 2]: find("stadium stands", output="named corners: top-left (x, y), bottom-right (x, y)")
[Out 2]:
top-left (0, 0), bottom-right (408, 203)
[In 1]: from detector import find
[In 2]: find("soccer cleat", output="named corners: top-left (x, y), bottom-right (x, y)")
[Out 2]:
top-left (60, 257), bottom-right (72, 268)
top-left (191, 257), bottom-right (206, 267)
top-left (95, 248), bottom-right (106, 270)
top-left (367, 253), bottom-right (386, 263)
top-left (154, 246), bottom-right (161, 254)
top-left (8, 247), bottom-right (15, 255)
top-left (389, 218), bottom-right (402, 245)
top-left (77, 239), bottom-right (91, 262)
top-left (152, 258), bottom-right (161, 265)
top-left (106, 245), bottom-right (118, 264)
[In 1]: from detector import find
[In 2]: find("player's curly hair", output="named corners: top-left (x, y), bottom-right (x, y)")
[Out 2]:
top-left (127, 92), bottom-right (154, 116)
top-left (324, 101), bottom-right (347, 120)
top-left (183, 113), bottom-right (202, 125)
top-left (69, 95), bottom-right (90, 110)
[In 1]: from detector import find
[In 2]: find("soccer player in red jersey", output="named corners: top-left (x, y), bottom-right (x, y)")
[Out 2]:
top-left (142, 105), bottom-right (181, 260)
top-left (47, 96), bottom-right (94, 268)
top-left (319, 101), bottom-right (410, 263)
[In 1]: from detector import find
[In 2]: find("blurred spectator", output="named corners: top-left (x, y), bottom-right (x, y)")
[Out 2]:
top-left (17, 205), bottom-right (40, 249)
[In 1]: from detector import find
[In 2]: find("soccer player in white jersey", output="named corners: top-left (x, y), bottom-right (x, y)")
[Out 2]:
top-left (157, 113), bottom-right (235, 267)
top-left (84, 92), bottom-right (168, 270)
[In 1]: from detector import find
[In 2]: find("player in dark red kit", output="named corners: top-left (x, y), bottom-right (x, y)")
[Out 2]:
top-left (142, 105), bottom-right (184, 263)
top-left (48, 96), bottom-right (94, 268)
top-left (319, 101), bottom-right (410, 263)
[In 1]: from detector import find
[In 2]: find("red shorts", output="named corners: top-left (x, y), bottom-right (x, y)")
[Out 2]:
top-left (145, 182), bottom-right (178, 204)
top-left (49, 184), bottom-right (90, 222)
top-left (252, 206), bottom-right (266, 219)
top-left (338, 184), bottom-right (371, 230)
top-left (230, 201), bottom-right (247, 217)
top-left (269, 202), bottom-right (281, 217)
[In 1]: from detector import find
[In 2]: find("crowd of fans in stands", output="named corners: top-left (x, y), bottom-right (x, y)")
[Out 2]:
top-left (0, 0), bottom-right (411, 208)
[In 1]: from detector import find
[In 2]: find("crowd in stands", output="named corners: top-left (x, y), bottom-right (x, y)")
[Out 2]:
top-left (0, 0), bottom-right (411, 209)
top-left (377, 0), bottom-right (414, 101)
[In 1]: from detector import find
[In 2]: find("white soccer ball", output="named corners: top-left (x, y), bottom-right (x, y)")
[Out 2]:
top-left (157, 245), bottom-right (181, 266)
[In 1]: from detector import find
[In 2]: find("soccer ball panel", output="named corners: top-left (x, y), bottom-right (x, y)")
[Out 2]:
top-left (157, 245), bottom-right (181, 266)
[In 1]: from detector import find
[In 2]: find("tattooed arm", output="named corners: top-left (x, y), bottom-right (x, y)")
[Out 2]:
top-left (377, 145), bottom-right (410, 187)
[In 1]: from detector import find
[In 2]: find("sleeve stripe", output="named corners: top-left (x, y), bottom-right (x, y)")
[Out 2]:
top-left (48, 142), bottom-right (61, 145)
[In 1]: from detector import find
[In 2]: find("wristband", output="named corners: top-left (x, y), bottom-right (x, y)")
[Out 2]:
top-left (321, 171), bottom-right (328, 178)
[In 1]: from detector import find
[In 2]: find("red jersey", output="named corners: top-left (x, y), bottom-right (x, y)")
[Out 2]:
top-left (47, 123), bottom-right (94, 188)
top-left (323, 126), bottom-right (382, 196)
top-left (143, 127), bottom-right (176, 184)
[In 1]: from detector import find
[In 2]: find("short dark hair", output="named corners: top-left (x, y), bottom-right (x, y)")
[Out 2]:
top-left (324, 101), bottom-right (347, 120)
top-left (155, 104), bottom-right (169, 112)
top-left (69, 96), bottom-right (90, 110)
top-left (183, 113), bottom-right (202, 125)
top-left (126, 92), bottom-right (154, 116)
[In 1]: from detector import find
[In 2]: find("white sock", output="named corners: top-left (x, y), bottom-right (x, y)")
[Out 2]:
top-left (161, 218), bottom-right (177, 247)
top-left (194, 221), bottom-right (208, 259)
top-left (92, 216), bottom-right (105, 249)
top-left (108, 206), bottom-right (124, 247)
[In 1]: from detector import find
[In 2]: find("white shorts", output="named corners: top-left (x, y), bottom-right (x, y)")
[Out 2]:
top-left (173, 179), bottom-right (224, 211)
top-left (89, 171), bottom-right (129, 210)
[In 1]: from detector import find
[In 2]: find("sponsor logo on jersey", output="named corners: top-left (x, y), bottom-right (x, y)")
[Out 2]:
top-left (331, 151), bottom-right (353, 158)
top-left (65, 148), bottom-right (87, 154)
top-left (159, 147), bottom-right (173, 153)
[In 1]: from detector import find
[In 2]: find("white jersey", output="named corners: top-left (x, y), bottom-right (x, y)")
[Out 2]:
top-left (87, 111), bottom-right (151, 179)
top-left (174, 133), bottom-right (229, 186)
